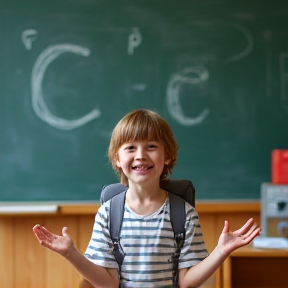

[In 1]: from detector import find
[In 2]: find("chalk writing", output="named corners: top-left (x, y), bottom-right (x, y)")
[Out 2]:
top-left (31, 44), bottom-right (101, 130)
top-left (127, 28), bottom-right (142, 55)
top-left (223, 23), bottom-right (253, 64)
top-left (166, 66), bottom-right (210, 126)
top-left (22, 29), bottom-right (38, 50)
top-left (24, 23), bottom-right (286, 131)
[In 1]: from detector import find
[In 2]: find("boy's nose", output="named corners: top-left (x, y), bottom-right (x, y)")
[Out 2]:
top-left (135, 148), bottom-right (146, 160)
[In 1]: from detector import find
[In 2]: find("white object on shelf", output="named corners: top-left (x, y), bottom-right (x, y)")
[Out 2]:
top-left (253, 236), bottom-right (288, 249)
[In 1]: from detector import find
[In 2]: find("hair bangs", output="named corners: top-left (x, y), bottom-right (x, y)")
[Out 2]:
top-left (119, 112), bottom-right (163, 144)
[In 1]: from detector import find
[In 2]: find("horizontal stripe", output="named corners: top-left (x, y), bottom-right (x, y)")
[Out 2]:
top-left (84, 196), bottom-right (208, 287)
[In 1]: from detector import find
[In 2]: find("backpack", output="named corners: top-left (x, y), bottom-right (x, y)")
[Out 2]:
top-left (100, 179), bottom-right (195, 288)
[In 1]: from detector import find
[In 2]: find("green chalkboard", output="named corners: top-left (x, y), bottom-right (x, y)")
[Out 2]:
top-left (1, 0), bottom-right (288, 201)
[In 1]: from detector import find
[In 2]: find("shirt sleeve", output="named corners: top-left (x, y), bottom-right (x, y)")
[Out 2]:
top-left (178, 202), bottom-right (209, 269)
top-left (84, 201), bottom-right (119, 269)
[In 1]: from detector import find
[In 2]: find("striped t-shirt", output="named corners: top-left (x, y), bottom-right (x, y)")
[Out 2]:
top-left (84, 195), bottom-right (208, 288)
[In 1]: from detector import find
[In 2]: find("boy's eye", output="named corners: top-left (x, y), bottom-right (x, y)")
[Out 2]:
top-left (148, 144), bottom-right (157, 149)
top-left (126, 145), bottom-right (135, 150)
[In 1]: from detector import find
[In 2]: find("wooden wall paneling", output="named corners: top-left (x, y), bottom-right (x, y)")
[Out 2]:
top-left (14, 217), bottom-right (45, 288)
top-left (77, 215), bottom-right (95, 254)
top-left (76, 215), bottom-right (95, 288)
top-left (0, 217), bottom-right (13, 288)
top-left (0, 204), bottom-right (261, 288)
top-left (230, 253), bottom-right (288, 288)
top-left (198, 212), bottom-right (219, 288)
top-left (45, 216), bottom-right (80, 288)
top-left (222, 255), bottom-right (232, 288)
top-left (214, 211), bottom-right (260, 288)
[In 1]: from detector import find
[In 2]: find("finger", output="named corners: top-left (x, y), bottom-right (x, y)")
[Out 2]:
top-left (40, 226), bottom-right (57, 240)
top-left (222, 220), bottom-right (229, 234)
top-left (32, 224), bottom-right (42, 234)
top-left (62, 227), bottom-right (69, 236)
top-left (246, 223), bottom-right (258, 236)
top-left (33, 225), bottom-right (54, 242)
top-left (33, 224), bottom-right (56, 244)
top-left (234, 218), bottom-right (255, 236)
top-left (33, 227), bottom-right (50, 246)
top-left (241, 220), bottom-right (260, 240)
top-left (33, 224), bottom-right (46, 240)
top-left (32, 225), bottom-right (44, 243)
top-left (242, 227), bottom-right (261, 244)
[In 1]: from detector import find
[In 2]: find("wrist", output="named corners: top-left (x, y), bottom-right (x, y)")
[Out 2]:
top-left (64, 244), bottom-right (79, 260)
top-left (215, 244), bottom-right (230, 260)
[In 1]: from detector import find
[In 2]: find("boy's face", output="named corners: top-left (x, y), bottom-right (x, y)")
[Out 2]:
top-left (116, 140), bottom-right (170, 187)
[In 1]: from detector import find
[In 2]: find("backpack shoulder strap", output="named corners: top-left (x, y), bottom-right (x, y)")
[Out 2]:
top-left (101, 183), bottom-right (126, 204)
top-left (109, 191), bottom-right (126, 268)
top-left (169, 192), bottom-right (186, 237)
top-left (168, 192), bottom-right (186, 288)
top-left (109, 191), bottom-right (126, 240)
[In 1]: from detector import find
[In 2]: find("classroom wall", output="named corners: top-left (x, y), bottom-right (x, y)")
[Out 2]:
top-left (0, 203), bottom-right (260, 288)
top-left (2, 0), bottom-right (288, 203)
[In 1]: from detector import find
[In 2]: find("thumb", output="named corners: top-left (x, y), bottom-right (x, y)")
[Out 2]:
top-left (62, 227), bottom-right (69, 236)
top-left (222, 220), bottom-right (229, 234)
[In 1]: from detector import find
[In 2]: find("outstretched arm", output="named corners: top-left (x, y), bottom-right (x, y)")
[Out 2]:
top-left (33, 224), bottom-right (119, 288)
top-left (179, 218), bottom-right (261, 288)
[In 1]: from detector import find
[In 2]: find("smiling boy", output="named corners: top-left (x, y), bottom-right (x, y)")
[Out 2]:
top-left (33, 109), bottom-right (260, 288)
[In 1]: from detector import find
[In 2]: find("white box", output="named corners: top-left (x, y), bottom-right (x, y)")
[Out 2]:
top-left (261, 183), bottom-right (288, 238)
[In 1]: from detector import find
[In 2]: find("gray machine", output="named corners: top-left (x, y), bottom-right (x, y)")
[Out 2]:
top-left (261, 183), bottom-right (288, 238)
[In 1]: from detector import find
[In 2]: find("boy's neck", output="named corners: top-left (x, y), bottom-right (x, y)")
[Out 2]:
top-left (125, 183), bottom-right (167, 216)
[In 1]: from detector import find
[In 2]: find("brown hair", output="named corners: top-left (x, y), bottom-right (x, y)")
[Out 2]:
top-left (108, 109), bottom-right (178, 187)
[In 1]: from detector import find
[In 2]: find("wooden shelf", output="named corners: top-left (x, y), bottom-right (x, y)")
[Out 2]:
top-left (222, 246), bottom-right (288, 288)
top-left (230, 246), bottom-right (288, 257)
top-left (0, 201), bottom-right (260, 216)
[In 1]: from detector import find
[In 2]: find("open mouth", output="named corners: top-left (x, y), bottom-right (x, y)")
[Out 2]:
top-left (132, 165), bottom-right (153, 171)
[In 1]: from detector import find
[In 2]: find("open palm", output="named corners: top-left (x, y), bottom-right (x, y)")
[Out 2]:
top-left (33, 224), bottom-right (74, 258)
top-left (218, 218), bottom-right (261, 256)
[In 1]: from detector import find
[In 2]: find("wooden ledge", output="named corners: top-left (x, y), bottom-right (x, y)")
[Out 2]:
top-left (195, 201), bottom-right (260, 213)
top-left (230, 246), bottom-right (288, 257)
top-left (58, 200), bottom-right (260, 215)
top-left (0, 201), bottom-right (260, 216)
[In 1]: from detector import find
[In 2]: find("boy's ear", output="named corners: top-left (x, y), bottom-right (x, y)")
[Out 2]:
top-left (164, 159), bottom-right (171, 165)
top-left (164, 151), bottom-right (171, 165)
top-left (114, 153), bottom-right (121, 168)
top-left (116, 159), bottom-right (121, 168)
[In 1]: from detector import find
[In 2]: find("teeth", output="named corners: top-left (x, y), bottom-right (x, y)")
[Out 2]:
top-left (133, 165), bottom-right (148, 170)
